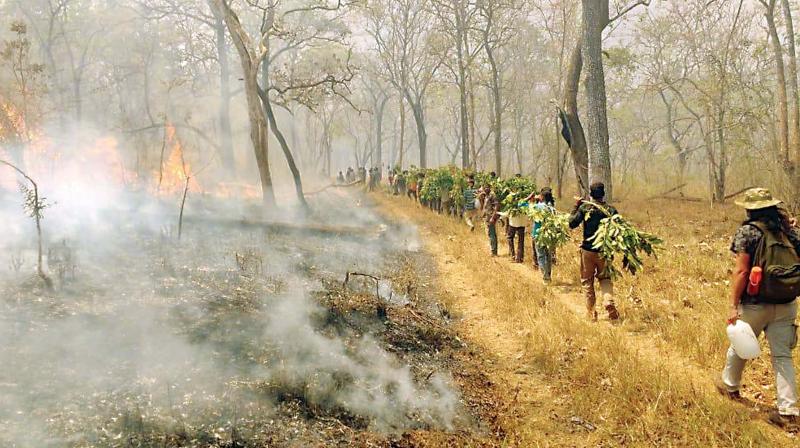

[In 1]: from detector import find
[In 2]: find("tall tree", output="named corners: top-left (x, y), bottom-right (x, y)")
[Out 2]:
top-left (210, 0), bottom-right (275, 206)
top-left (367, 0), bottom-right (442, 168)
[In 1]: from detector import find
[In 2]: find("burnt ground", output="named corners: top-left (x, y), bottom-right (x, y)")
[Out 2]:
top-left (0, 190), bottom-right (505, 447)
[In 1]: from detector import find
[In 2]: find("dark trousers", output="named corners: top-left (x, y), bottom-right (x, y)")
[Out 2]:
top-left (507, 226), bottom-right (525, 262)
top-left (487, 222), bottom-right (498, 255)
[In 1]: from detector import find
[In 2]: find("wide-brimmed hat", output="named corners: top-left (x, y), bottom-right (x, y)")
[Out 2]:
top-left (734, 187), bottom-right (783, 210)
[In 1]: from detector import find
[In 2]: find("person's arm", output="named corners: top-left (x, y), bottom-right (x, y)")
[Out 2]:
top-left (568, 203), bottom-right (584, 229)
top-left (490, 196), bottom-right (500, 223)
top-left (728, 253), bottom-right (750, 324)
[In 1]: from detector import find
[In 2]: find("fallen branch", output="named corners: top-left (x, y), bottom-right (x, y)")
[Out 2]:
top-left (647, 183), bottom-right (687, 200)
top-left (661, 195), bottom-right (704, 203)
top-left (304, 181), bottom-right (363, 196)
top-left (183, 215), bottom-right (374, 236)
top-left (723, 186), bottom-right (755, 201)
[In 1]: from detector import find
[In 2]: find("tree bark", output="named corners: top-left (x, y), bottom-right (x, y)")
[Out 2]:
top-left (212, 0), bottom-right (275, 206)
top-left (468, 71), bottom-right (478, 169)
top-left (562, 41), bottom-right (589, 195)
top-left (375, 95), bottom-right (388, 172)
top-left (485, 29), bottom-right (502, 177)
top-left (658, 90), bottom-right (687, 191)
top-left (405, 93), bottom-right (427, 168)
top-left (782, 0), bottom-right (800, 162)
top-left (214, 10), bottom-right (235, 174)
top-left (259, 86), bottom-right (309, 210)
top-left (581, 0), bottom-right (612, 199)
top-left (765, 0), bottom-right (790, 163)
top-left (399, 96), bottom-right (406, 169)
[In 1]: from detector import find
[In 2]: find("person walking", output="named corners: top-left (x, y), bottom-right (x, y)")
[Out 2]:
top-left (506, 198), bottom-right (527, 263)
top-left (533, 188), bottom-right (556, 284)
top-left (569, 182), bottom-right (619, 321)
top-left (463, 177), bottom-right (478, 231)
top-left (718, 188), bottom-right (799, 428)
top-left (481, 181), bottom-right (500, 256)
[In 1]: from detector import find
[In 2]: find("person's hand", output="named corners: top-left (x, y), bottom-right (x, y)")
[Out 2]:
top-left (726, 307), bottom-right (740, 325)
top-left (574, 196), bottom-right (584, 207)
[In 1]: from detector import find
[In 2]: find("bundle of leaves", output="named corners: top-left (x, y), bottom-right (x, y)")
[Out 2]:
top-left (472, 171), bottom-right (498, 190)
top-left (498, 177), bottom-right (536, 216)
top-left (526, 204), bottom-right (571, 251)
top-left (419, 168), bottom-right (454, 202)
top-left (404, 167), bottom-right (426, 192)
top-left (585, 201), bottom-right (663, 278)
top-left (449, 170), bottom-right (469, 211)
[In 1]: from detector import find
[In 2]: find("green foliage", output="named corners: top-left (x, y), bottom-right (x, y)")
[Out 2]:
top-left (419, 167), bottom-right (455, 202)
top-left (585, 201), bottom-right (662, 279)
top-left (473, 171), bottom-right (497, 190)
top-left (404, 166), bottom-right (423, 190)
top-left (526, 204), bottom-right (571, 251)
top-left (498, 177), bottom-right (536, 216)
top-left (449, 170), bottom-right (469, 211)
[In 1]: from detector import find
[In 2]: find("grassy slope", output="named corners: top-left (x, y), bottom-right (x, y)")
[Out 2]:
top-left (374, 194), bottom-right (797, 447)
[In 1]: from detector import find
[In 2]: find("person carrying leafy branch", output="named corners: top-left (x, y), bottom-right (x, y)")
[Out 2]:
top-left (506, 202), bottom-right (528, 263)
top-left (532, 188), bottom-right (557, 284)
top-left (463, 176), bottom-right (479, 231)
top-left (481, 181), bottom-right (500, 256)
top-left (569, 181), bottom-right (619, 321)
top-left (718, 188), bottom-right (800, 429)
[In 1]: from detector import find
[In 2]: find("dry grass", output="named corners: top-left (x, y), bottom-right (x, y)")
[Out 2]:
top-left (374, 193), bottom-right (797, 447)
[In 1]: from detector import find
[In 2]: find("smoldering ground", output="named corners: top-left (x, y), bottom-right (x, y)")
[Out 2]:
top-left (0, 185), bottom-right (475, 447)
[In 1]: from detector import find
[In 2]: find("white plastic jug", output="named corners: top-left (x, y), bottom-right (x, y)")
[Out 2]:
top-left (726, 320), bottom-right (761, 360)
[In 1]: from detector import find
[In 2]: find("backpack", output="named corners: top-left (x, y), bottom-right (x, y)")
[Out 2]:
top-left (749, 221), bottom-right (800, 304)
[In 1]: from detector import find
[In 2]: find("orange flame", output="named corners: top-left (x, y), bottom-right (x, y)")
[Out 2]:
top-left (155, 123), bottom-right (201, 195)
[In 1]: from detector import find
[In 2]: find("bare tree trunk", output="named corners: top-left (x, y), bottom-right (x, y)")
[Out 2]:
top-left (486, 43), bottom-right (502, 177)
top-left (766, 0), bottom-right (790, 163)
top-left (214, 10), bottom-right (235, 174)
top-left (458, 62), bottom-right (470, 169)
top-left (715, 108), bottom-right (728, 201)
top-left (399, 96), bottom-right (406, 169)
top-left (581, 0), bottom-right (613, 199)
top-left (408, 99), bottom-right (428, 168)
top-left (259, 87), bottom-right (309, 210)
top-left (659, 90), bottom-right (687, 191)
top-left (468, 72), bottom-right (478, 169)
top-left (212, 0), bottom-right (275, 206)
top-left (781, 0), bottom-right (800, 201)
top-left (562, 41), bottom-right (589, 195)
top-left (376, 96), bottom-right (388, 172)
top-left (259, 34), bottom-right (308, 210)
top-left (783, 0), bottom-right (800, 160)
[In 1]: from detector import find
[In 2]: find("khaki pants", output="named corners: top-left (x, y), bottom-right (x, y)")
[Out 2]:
top-left (580, 249), bottom-right (614, 313)
top-left (722, 301), bottom-right (799, 416)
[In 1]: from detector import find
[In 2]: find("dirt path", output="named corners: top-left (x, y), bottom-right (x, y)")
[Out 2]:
top-left (374, 196), bottom-right (598, 447)
top-left (372, 193), bottom-right (795, 446)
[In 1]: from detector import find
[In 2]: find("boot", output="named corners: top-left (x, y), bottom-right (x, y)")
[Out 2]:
top-left (605, 304), bottom-right (620, 321)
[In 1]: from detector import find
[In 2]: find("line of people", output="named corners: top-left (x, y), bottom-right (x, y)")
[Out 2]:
top-left (383, 173), bottom-right (800, 428)
top-left (336, 166), bottom-right (382, 191)
top-left (468, 177), bottom-right (619, 321)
